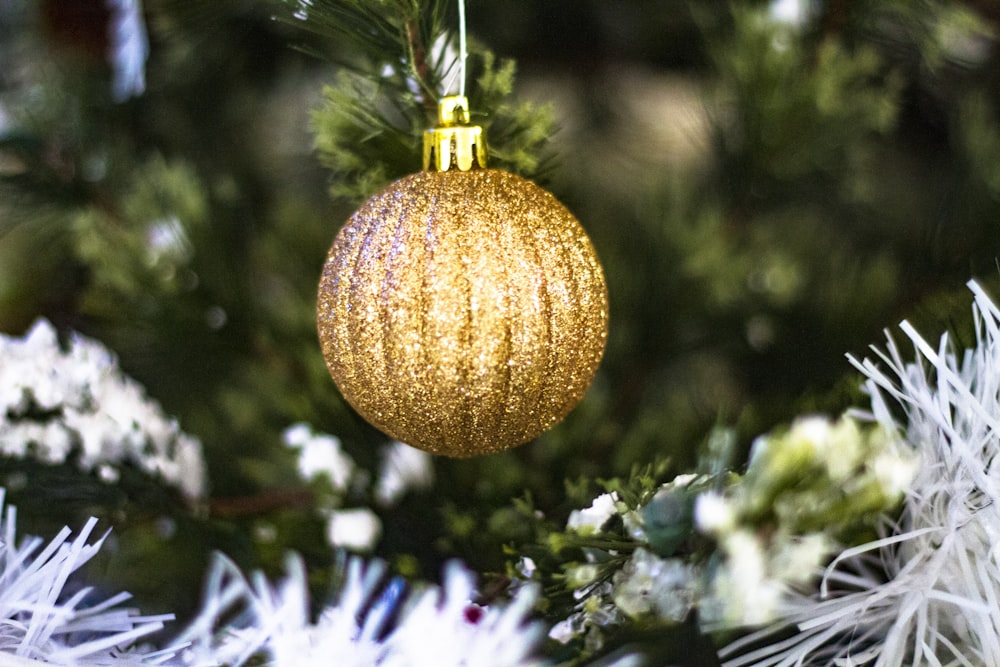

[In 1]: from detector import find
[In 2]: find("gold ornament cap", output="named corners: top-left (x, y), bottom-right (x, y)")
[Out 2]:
top-left (423, 95), bottom-right (487, 172)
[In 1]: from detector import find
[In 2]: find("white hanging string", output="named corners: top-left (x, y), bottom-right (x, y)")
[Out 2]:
top-left (458, 0), bottom-right (467, 98)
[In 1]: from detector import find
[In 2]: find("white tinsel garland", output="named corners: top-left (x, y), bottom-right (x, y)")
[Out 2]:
top-left (0, 487), bottom-right (547, 666)
top-left (173, 554), bottom-right (547, 666)
top-left (720, 280), bottom-right (1000, 666)
top-left (0, 490), bottom-right (173, 665)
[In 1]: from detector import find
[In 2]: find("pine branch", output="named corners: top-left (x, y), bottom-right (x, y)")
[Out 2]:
top-left (280, 0), bottom-right (557, 203)
top-left (277, 0), bottom-right (451, 109)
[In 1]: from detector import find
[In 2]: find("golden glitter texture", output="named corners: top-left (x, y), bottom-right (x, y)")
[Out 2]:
top-left (317, 169), bottom-right (608, 457)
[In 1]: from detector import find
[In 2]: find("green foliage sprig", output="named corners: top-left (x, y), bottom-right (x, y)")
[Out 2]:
top-left (283, 0), bottom-right (556, 203)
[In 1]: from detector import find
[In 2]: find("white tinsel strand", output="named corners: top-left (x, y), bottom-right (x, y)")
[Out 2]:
top-left (106, 0), bottom-right (149, 101)
top-left (0, 490), bottom-right (174, 665)
top-left (718, 280), bottom-right (1000, 666)
top-left (174, 553), bottom-right (547, 666)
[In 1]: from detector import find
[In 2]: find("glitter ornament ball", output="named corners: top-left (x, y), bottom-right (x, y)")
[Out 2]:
top-left (317, 97), bottom-right (608, 457)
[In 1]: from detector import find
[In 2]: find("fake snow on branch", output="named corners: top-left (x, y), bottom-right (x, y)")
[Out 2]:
top-left (0, 490), bottom-right (174, 666)
top-left (720, 280), bottom-right (1000, 666)
top-left (0, 320), bottom-right (206, 501)
top-left (175, 554), bottom-right (547, 666)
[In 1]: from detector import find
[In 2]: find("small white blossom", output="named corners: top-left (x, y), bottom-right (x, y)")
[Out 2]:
top-left (374, 441), bottom-right (434, 506)
top-left (694, 492), bottom-right (735, 534)
top-left (565, 564), bottom-right (600, 589)
top-left (547, 618), bottom-right (576, 645)
top-left (612, 548), bottom-right (698, 622)
top-left (670, 473), bottom-right (700, 488)
top-left (705, 530), bottom-right (781, 627)
top-left (326, 508), bottom-right (382, 552)
top-left (621, 507), bottom-right (647, 541)
top-left (515, 557), bottom-right (537, 580)
top-left (283, 423), bottom-right (355, 494)
top-left (567, 492), bottom-right (620, 535)
top-left (770, 532), bottom-right (832, 583)
top-left (0, 320), bottom-right (206, 500)
top-left (794, 416), bottom-right (861, 481)
top-left (281, 423), bottom-right (312, 448)
top-left (547, 584), bottom-right (620, 651)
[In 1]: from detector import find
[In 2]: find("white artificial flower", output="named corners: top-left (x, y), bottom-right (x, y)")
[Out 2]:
top-left (283, 423), bottom-right (355, 494)
top-left (705, 530), bottom-right (782, 628)
top-left (769, 533), bottom-right (832, 584)
top-left (565, 564), bottom-right (600, 590)
top-left (176, 554), bottom-right (547, 666)
top-left (694, 492), bottom-right (735, 534)
top-left (567, 492), bottom-right (620, 535)
top-left (612, 548), bottom-right (698, 622)
top-left (516, 556), bottom-right (537, 580)
top-left (326, 508), bottom-right (382, 552)
top-left (281, 423), bottom-right (312, 448)
top-left (794, 416), bottom-right (861, 481)
top-left (0, 489), bottom-right (175, 665)
top-left (868, 436), bottom-right (921, 499)
top-left (666, 473), bottom-right (700, 489)
top-left (547, 584), bottom-right (620, 651)
top-left (719, 281), bottom-right (1000, 666)
top-left (621, 506), bottom-right (647, 541)
top-left (547, 618), bottom-right (576, 645)
top-left (0, 320), bottom-right (206, 500)
top-left (374, 441), bottom-right (434, 507)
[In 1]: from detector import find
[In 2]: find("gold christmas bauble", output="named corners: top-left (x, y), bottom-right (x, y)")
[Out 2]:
top-left (317, 98), bottom-right (608, 457)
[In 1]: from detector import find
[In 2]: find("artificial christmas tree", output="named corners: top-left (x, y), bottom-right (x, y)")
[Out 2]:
top-left (2, 0), bottom-right (1000, 664)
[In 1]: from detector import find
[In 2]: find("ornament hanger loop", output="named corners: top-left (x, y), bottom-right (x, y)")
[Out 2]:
top-left (458, 0), bottom-right (467, 99)
top-left (422, 0), bottom-right (484, 173)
